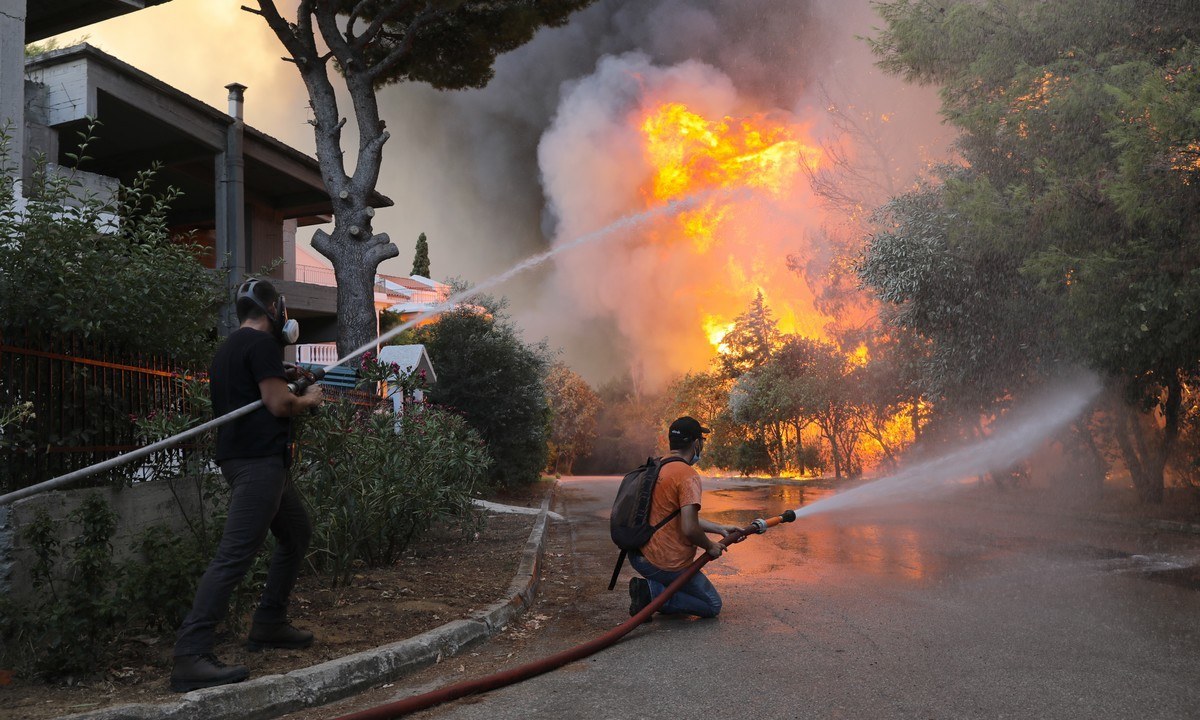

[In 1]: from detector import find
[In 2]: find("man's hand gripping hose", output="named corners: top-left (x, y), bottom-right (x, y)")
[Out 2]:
top-left (331, 510), bottom-right (798, 720)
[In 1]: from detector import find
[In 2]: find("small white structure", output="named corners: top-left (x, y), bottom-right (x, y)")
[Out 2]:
top-left (378, 344), bottom-right (437, 416)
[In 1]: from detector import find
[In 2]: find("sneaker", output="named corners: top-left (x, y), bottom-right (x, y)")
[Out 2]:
top-left (246, 622), bottom-right (314, 651)
top-left (170, 653), bottom-right (249, 693)
top-left (628, 577), bottom-right (652, 616)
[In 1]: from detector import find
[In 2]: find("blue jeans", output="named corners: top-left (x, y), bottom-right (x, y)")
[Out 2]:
top-left (629, 552), bottom-right (722, 618)
top-left (174, 455), bottom-right (311, 656)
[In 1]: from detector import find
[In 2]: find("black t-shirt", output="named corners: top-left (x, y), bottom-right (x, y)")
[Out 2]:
top-left (211, 327), bottom-right (290, 464)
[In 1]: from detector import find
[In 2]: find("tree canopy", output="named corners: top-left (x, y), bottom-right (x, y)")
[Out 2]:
top-left (544, 362), bottom-right (601, 475)
top-left (411, 232), bottom-right (431, 278)
top-left (864, 0), bottom-right (1200, 500)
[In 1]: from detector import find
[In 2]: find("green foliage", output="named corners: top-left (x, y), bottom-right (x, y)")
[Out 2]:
top-left (378, 311), bottom-right (418, 346)
top-left (544, 362), bottom-right (601, 475)
top-left (865, 0), bottom-right (1200, 498)
top-left (343, 0), bottom-right (598, 90)
top-left (293, 398), bottom-right (489, 587)
top-left (719, 290), bottom-right (782, 379)
top-left (0, 496), bottom-right (121, 678)
top-left (0, 122), bottom-right (223, 364)
top-left (414, 295), bottom-right (551, 486)
top-left (120, 525), bottom-right (210, 633)
top-left (860, 182), bottom-right (1059, 419)
top-left (411, 232), bottom-right (432, 278)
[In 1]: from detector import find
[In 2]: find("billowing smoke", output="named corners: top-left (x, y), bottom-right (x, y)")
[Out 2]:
top-left (535, 52), bottom-right (829, 388)
top-left (66, 0), bottom-right (948, 388)
top-left (405, 0), bottom-right (949, 388)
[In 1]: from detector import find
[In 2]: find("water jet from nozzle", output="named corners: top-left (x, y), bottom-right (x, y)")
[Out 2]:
top-left (788, 374), bottom-right (1101, 521)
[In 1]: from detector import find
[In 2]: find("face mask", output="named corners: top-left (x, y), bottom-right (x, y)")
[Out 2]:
top-left (274, 294), bottom-right (301, 345)
top-left (237, 280), bottom-right (301, 345)
top-left (691, 451), bottom-right (702, 465)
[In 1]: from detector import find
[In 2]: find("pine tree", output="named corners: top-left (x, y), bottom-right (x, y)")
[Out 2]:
top-left (411, 233), bottom-right (431, 278)
top-left (720, 291), bottom-right (782, 379)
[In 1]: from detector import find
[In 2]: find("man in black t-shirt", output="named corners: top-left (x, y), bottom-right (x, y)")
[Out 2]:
top-left (171, 279), bottom-right (323, 693)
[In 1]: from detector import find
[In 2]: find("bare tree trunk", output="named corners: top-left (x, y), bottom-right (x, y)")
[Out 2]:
top-left (256, 2), bottom-right (400, 356)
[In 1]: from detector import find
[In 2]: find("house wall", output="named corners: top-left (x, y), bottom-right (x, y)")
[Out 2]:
top-left (0, 0), bottom-right (26, 181)
top-left (23, 55), bottom-right (93, 127)
top-left (248, 201), bottom-right (285, 278)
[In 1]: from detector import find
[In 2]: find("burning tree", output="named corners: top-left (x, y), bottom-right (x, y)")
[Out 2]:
top-left (248, 0), bottom-right (594, 355)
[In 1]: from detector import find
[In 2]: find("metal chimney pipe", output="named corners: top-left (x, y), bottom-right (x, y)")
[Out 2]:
top-left (225, 82), bottom-right (247, 120)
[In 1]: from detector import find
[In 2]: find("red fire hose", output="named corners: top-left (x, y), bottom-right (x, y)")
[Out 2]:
top-left (332, 510), bottom-right (797, 720)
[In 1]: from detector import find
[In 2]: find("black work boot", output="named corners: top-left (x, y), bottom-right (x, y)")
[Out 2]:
top-left (170, 654), bottom-right (249, 693)
top-left (246, 622), bottom-right (314, 651)
top-left (628, 577), bottom-right (652, 617)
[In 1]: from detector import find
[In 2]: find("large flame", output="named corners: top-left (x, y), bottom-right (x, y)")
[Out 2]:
top-left (637, 102), bottom-right (827, 354)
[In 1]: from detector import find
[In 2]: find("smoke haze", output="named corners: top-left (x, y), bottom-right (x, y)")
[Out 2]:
top-left (60, 0), bottom-right (949, 387)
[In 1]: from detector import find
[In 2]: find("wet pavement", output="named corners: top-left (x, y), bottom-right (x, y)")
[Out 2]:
top-left (350, 476), bottom-right (1200, 720)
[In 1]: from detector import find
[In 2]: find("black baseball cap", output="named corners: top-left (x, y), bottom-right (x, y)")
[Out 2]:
top-left (669, 416), bottom-right (711, 444)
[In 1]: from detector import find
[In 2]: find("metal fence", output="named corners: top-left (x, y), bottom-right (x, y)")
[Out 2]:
top-left (0, 330), bottom-right (189, 493)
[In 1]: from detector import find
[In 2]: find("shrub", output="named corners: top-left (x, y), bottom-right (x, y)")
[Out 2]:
top-left (293, 398), bottom-right (490, 587)
top-left (0, 121), bottom-right (224, 364)
top-left (0, 495), bottom-right (122, 678)
top-left (414, 294), bottom-right (551, 487)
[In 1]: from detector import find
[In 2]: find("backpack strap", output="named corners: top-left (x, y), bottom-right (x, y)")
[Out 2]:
top-left (607, 549), bottom-right (627, 591)
top-left (608, 455), bottom-right (688, 591)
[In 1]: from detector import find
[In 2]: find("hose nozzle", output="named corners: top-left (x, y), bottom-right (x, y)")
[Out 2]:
top-left (780, 509), bottom-right (796, 523)
top-left (288, 365), bottom-right (326, 394)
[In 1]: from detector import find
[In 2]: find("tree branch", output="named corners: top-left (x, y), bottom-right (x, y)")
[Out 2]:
top-left (351, 0), bottom-right (418, 51)
top-left (256, 0), bottom-right (349, 194)
top-left (368, 3), bottom-right (440, 82)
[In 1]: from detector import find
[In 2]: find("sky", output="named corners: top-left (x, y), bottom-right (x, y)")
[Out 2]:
top-left (55, 0), bottom-right (950, 388)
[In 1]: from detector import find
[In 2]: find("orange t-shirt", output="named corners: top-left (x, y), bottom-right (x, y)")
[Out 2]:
top-left (639, 459), bottom-right (703, 571)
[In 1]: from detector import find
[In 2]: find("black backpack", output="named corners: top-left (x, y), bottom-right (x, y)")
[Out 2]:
top-left (607, 455), bottom-right (687, 590)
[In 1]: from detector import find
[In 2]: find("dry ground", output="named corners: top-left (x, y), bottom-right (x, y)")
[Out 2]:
top-left (2, 489), bottom-right (544, 720)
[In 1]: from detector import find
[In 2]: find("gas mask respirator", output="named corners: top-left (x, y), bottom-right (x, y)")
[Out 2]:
top-left (237, 279), bottom-right (300, 345)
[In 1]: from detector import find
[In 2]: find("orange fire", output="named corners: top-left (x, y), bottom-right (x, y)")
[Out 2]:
top-left (637, 101), bottom-right (827, 354)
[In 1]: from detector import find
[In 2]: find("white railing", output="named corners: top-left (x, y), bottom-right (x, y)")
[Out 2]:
top-left (296, 263), bottom-right (337, 287)
top-left (296, 343), bottom-right (338, 364)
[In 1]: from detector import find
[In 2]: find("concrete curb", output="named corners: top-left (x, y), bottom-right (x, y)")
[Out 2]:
top-left (65, 486), bottom-right (559, 720)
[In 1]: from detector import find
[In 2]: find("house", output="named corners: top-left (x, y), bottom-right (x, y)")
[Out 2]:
top-left (2, 0), bottom-right (393, 347)
top-left (3, 1), bottom-right (455, 368)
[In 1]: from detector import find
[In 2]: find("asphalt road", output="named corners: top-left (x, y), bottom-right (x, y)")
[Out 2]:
top-left (315, 476), bottom-right (1200, 720)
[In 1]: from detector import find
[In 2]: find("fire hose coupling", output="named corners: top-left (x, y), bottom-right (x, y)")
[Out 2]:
top-left (749, 518), bottom-right (768, 534)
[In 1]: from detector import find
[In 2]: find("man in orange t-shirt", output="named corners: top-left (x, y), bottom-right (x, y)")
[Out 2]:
top-left (628, 416), bottom-right (739, 618)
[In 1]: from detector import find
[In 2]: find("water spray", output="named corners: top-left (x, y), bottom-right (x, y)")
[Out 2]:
top-left (785, 374), bottom-right (1101, 521)
top-left (326, 375), bottom-right (1101, 718)
top-left (0, 189), bottom-right (735, 507)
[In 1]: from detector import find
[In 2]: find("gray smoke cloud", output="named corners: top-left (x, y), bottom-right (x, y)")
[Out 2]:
top-left (370, 0), bottom-right (948, 387)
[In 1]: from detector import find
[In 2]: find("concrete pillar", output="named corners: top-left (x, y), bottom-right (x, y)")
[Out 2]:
top-left (0, 0), bottom-right (26, 186)
top-left (215, 82), bottom-right (247, 335)
top-left (282, 218), bottom-right (298, 281)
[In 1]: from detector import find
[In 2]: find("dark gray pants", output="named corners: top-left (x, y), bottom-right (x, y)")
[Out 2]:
top-left (174, 455), bottom-right (311, 657)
